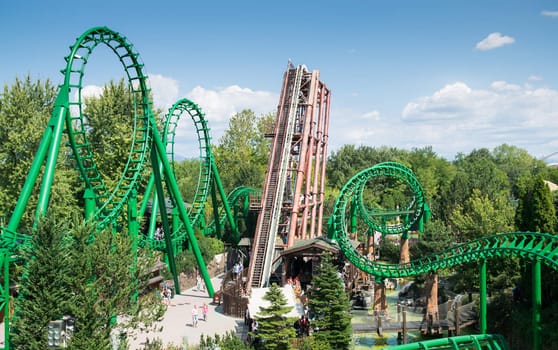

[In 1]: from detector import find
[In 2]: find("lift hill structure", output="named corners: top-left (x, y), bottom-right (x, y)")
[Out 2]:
top-left (246, 63), bottom-right (330, 291)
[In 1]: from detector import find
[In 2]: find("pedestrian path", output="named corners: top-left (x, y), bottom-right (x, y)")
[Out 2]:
top-left (128, 274), bottom-right (247, 349)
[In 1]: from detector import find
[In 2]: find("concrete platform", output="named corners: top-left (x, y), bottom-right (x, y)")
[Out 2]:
top-left (128, 273), bottom-right (247, 349)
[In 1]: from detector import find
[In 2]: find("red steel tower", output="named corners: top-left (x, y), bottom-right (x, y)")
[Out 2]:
top-left (246, 63), bottom-right (331, 291)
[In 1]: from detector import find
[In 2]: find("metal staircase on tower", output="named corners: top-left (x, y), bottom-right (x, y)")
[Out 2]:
top-left (246, 63), bottom-right (331, 291)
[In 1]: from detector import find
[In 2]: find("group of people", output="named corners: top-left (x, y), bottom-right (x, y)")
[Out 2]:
top-left (191, 303), bottom-right (209, 327)
top-left (294, 315), bottom-right (311, 337)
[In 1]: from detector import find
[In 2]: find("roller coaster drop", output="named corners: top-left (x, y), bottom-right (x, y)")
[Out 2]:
top-left (0, 26), bottom-right (557, 349)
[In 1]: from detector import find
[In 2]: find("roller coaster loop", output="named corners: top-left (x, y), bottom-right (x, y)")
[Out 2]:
top-left (329, 162), bottom-right (558, 277)
top-left (331, 162), bottom-right (557, 349)
top-left (139, 98), bottom-right (238, 253)
top-left (0, 26), bottom-right (225, 348)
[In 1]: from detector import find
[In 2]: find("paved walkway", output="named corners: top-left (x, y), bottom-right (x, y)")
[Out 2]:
top-left (128, 274), bottom-right (247, 349)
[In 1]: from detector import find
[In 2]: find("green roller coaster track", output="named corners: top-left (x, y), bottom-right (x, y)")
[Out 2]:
top-left (330, 162), bottom-right (558, 349)
top-left (139, 98), bottom-right (238, 253)
top-left (381, 333), bottom-right (509, 350)
top-left (0, 27), bottom-right (236, 348)
top-left (205, 186), bottom-right (260, 240)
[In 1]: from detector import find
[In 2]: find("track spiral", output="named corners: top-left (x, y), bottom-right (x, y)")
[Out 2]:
top-left (63, 26), bottom-right (152, 229)
top-left (143, 98), bottom-right (214, 250)
top-left (330, 162), bottom-right (558, 277)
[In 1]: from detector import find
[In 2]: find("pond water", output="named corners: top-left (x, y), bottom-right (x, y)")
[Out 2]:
top-left (351, 288), bottom-right (425, 349)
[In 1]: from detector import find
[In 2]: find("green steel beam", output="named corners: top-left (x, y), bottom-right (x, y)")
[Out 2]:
top-left (381, 334), bottom-right (509, 350)
top-left (532, 260), bottom-right (541, 350)
top-left (480, 259), bottom-right (487, 334)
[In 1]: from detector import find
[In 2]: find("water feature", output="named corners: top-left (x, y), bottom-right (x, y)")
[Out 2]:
top-left (351, 287), bottom-right (426, 349)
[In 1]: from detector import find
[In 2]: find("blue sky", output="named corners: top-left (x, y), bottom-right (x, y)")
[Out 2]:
top-left (1, 1), bottom-right (557, 162)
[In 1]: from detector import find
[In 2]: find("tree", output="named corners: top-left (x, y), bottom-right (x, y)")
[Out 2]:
top-left (0, 76), bottom-right (81, 231)
top-left (213, 110), bottom-right (273, 191)
top-left (199, 331), bottom-right (251, 350)
top-left (516, 175), bottom-right (555, 234)
top-left (515, 175), bottom-right (557, 305)
top-left (11, 215), bottom-right (73, 349)
top-left (252, 283), bottom-right (296, 350)
top-left (326, 145), bottom-right (406, 190)
top-left (308, 253), bottom-right (352, 350)
top-left (65, 222), bottom-right (165, 349)
top-left (13, 215), bottom-right (165, 350)
top-left (213, 110), bottom-right (274, 190)
top-left (441, 148), bottom-right (509, 225)
top-left (83, 79), bottom-right (137, 184)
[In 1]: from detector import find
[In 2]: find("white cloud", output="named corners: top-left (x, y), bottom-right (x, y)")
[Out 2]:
top-left (542, 10), bottom-right (558, 17)
top-left (329, 80), bottom-right (558, 162)
top-left (362, 111), bottom-right (380, 120)
top-left (147, 73), bottom-right (180, 110)
top-left (528, 75), bottom-right (543, 81)
top-left (490, 81), bottom-right (521, 91)
top-left (475, 32), bottom-right (515, 51)
top-left (170, 85), bottom-right (278, 158)
top-left (81, 85), bottom-right (104, 99)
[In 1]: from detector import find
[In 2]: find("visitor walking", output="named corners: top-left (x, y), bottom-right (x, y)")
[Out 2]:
top-left (191, 305), bottom-right (199, 327)
top-left (202, 302), bottom-right (208, 321)
top-left (196, 275), bottom-right (203, 292)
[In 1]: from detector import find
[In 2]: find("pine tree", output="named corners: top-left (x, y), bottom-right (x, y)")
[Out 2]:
top-left (252, 283), bottom-right (296, 350)
top-left (65, 222), bottom-right (165, 350)
top-left (308, 252), bottom-right (352, 350)
top-left (11, 215), bottom-right (72, 349)
top-left (516, 175), bottom-right (555, 234)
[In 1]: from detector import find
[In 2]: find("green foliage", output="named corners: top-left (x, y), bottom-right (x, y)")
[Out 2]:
top-left (326, 145), bottom-right (406, 190)
top-left (516, 175), bottom-right (556, 233)
top-left (451, 189), bottom-right (515, 241)
top-left (213, 110), bottom-right (273, 190)
top-left (293, 336), bottom-right (330, 350)
top-left (83, 79), bottom-right (135, 183)
top-left (12, 215), bottom-right (165, 350)
top-left (199, 331), bottom-right (251, 350)
top-left (174, 232), bottom-right (223, 274)
top-left (253, 283), bottom-right (296, 350)
top-left (65, 221), bottom-right (165, 350)
top-left (377, 237), bottom-right (400, 263)
top-left (0, 76), bottom-right (81, 230)
top-left (174, 159), bottom-right (204, 204)
top-left (11, 216), bottom-right (73, 349)
top-left (308, 253), bottom-right (352, 350)
top-left (411, 219), bottom-right (453, 258)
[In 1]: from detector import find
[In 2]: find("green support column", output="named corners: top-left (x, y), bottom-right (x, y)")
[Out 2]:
top-left (151, 154), bottom-right (180, 295)
top-left (34, 95), bottom-right (68, 223)
top-left (172, 208), bottom-right (179, 242)
top-left (210, 182), bottom-right (223, 240)
top-left (210, 159), bottom-right (237, 241)
top-left (6, 90), bottom-right (68, 231)
top-left (479, 259), bottom-right (487, 334)
top-left (84, 188), bottom-right (96, 221)
top-left (532, 260), bottom-right (541, 350)
top-left (148, 192), bottom-right (159, 240)
top-left (150, 119), bottom-right (214, 297)
top-left (128, 190), bottom-right (139, 302)
top-left (3, 251), bottom-right (10, 350)
top-left (350, 197), bottom-right (358, 235)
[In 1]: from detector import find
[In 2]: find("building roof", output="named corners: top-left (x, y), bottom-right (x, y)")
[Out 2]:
top-left (247, 286), bottom-right (304, 319)
top-left (280, 236), bottom-right (340, 258)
